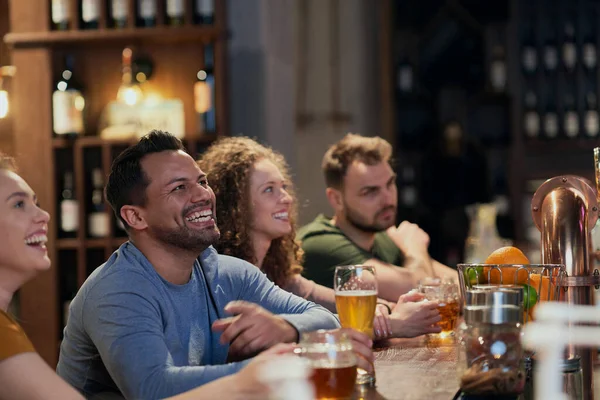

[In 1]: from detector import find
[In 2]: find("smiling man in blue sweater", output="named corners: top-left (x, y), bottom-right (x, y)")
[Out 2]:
top-left (56, 131), bottom-right (340, 400)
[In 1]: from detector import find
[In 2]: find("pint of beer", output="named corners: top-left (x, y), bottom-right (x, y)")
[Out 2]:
top-left (334, 265), bottom-right (378, 386)
top-left (335, 290), bottom-right (378, 338)
top-left (295, 330), bottom-right (357, 399)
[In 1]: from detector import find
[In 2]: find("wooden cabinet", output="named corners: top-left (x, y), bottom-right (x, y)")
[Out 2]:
top-left (4, 0), bottom-right (227, 366)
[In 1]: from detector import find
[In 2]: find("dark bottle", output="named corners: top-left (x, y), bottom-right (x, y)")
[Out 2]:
top-left (137, 0), bottom-right (157, 27)
top-left (81, 0), bottom-right (100, 30)
top-left (563, 93), bottom-right (579, 139)
top-left (88, 169), bottom-right (110, 238)
top-left (110, 0), bottom-right (128, 29)
top-left (60, 171), bottom-right (79, 238)
top-left (585, 93), bottom-right (599, 138)
top-left (166, 0), bottom-right (185, 26)
top-left (523, 90), bottom-right (540, 139)
top-left (53, 55), bottom-right (85, 138)
top-left (194, 44), bottom-right (216, 134)
top-left (194, 0), bottom-right (214, 25)
top-left (52, 0), bottom-right (71, 31)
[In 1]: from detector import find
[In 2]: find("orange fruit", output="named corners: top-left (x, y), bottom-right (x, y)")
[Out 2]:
top-left (483, 247), bottom-right (530, 285)
top-left (484, 246), bottom-right (530, 265)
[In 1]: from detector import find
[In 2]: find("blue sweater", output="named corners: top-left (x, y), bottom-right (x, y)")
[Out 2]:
top-left (56, 242), bottom-right (339, 399)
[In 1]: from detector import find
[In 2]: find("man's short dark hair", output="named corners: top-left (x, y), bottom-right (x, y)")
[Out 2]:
top-left (322, 133), bottom-right (393, 189)
top-left (105, 130), bottom-right (185, 229)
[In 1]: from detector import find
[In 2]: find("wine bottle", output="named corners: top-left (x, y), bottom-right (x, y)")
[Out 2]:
top-left (88, 169), bottom-right (109, 238)
top-left (562, 22), bottom-right (577, 72)
top-left (585, 93), bottom-right (599, 138)
top-left (563, 94), bottom-right (579, 139)
top-left (543, 11), bottom-right (559, 73)
top-left (60, 171), bottom-right (79, 238)
top-left (52, 0), bottom-right (71, 31)
top-left (524, 90), bottom-right (540, 139)
top-left (111, 0), bottom-right (128, 28)
top-left (195, 44), bottom-right (216, 134)
top-left (396, 57), bottom-right (413, 94)
top-left (166, 0), bottom-right (185, 26)
top-left (521, 20), bottom-right (537, 75)
top-left (543, 86), bottom-right (559, 140)
top-left (194, 0), bottom-right (214, 25)
top-left (81, 0), bottom-right (100, 30)
top-left (582, 8), bottom-right (597, 71)
top-left (53, 55), bottom-right (85, 138)
top-left (137, 0), bottom-right (157, 27)
top-left (489, 45), bottom-right (506, 92)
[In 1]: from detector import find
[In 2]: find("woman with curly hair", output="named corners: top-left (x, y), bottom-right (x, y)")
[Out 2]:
top-left (199, 137), bottom-right (442, 339)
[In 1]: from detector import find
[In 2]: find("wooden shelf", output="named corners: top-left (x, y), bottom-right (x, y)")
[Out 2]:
top-left (52, 134), bottom-right (218, 149)
top-left (523, 138), bottom-right (600, 153)
top-left (4, 26), bottom-right (225, 48)
top-left (56, 237), bottom-right (128, 249)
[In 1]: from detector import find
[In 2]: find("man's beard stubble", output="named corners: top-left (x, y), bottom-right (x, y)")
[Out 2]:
top-left (151, 222), bottom-right (221, 253)
top-left (345, 203), bottom-right (396, 234)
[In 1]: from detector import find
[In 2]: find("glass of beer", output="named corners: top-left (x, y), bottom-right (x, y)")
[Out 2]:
top-left (295, 330), bottom-right (357, 399)
top-left (418, 277), bottom-right (460, 338)
top-left (334, 265), bottom-right (377, 386)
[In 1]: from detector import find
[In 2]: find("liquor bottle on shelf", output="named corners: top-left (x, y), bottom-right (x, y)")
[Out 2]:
top-left (137, 0), bottom-right (157, 27)
top-left (194, 0), bottom-right (214, 25)
top-left (489, 45), bottom-right (506, 93)
top-left (396, 56), bottom-right (413, 94)
top-left (51, 0), bottom-right (71, 31)
top-left (542, 87), bottom-right (559, 140)
top-left (585, 93), bottom-right (599, 138)
top-left (166, 0), bottom-right (185, 26)
top-left (523, 90), bottom-right (540, 139)
top-left (88, 169), bottom-right (109, 238)
top-left (520, 19), bottom-right (537, 76)
top-left (81, 0), bottom-right (100, 30)
top-left (561, 21), bottom-right (577, 73)
top-left (582, 8), bottom-right (597, 71)
top-left (53, 55), bottom-right (85, 138)
top-left (542, 10), bottom-right (559, 73)
top-left (110, 0), bottom-right (128, 28)
top-left (60, 171), bottom-right (79, 238)
top-left (563, 94), bottom-right (579, 139)
top-left (195, 44), bottom-right (216, 134)
top-left (116, 47), bottom-right (144, 106)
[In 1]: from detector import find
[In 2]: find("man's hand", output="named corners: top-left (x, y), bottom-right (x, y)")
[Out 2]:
top-left (212, 301), bottom-right (298, 360)
top-left (389, 298), bottom-right (441, 338)
top-left (337, 328), bottom-right (375, 374)
top-left (386, 221), bottom-right (430, 259)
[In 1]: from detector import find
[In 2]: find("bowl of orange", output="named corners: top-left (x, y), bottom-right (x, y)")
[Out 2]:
top-left (457, 246), bottom-right (565, 323)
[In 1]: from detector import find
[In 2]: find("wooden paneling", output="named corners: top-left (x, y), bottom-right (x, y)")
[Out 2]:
top-left (8, 0), bottom-right (49, 33)
top-left (10, 48), bottom-right (58, 366)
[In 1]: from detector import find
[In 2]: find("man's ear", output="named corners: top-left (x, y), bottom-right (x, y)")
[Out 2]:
top-left (120, 205), bottom-right (148, 231)
top-left (325, 187), bottom-right (344, 212)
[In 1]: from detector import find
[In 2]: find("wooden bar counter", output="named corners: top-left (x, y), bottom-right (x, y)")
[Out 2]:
top-left (356, 336), bottom-right (460, 400)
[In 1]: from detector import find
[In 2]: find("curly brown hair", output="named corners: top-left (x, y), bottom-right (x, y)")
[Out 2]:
top-left (198, 137), bottom-right (303, 287)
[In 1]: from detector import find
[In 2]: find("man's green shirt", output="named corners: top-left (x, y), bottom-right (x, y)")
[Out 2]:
top-left (297, 214), bottom-right (404, 288)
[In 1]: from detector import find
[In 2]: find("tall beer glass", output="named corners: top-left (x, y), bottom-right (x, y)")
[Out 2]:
top-left (295, 330), bottom-right (357, 399)
top-left (334, 265), bottom-right (377, 386)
